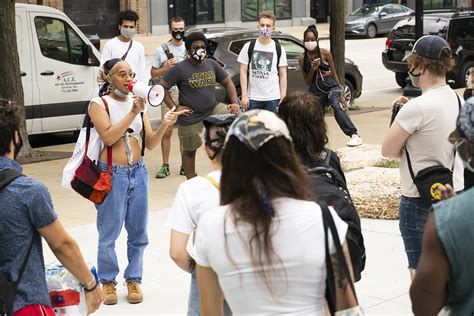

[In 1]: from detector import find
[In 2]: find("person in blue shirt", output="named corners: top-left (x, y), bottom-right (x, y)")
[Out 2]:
top-left (0, 99), bottom-right (104, 315)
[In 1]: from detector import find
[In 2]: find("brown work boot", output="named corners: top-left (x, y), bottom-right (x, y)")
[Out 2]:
top-left (102, 282), bottom-right (117, 305)
top-left (126, 281), bottom-right (143, 304)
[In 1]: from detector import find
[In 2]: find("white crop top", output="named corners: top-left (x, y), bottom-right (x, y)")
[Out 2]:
top-left (89, 95), bottom-right (145, 164)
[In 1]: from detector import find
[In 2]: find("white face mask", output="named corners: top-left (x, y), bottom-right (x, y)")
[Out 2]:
top-left (120, 27), bottom-right (136, 39)
top-left (304, 41), bottom-right (317, 51)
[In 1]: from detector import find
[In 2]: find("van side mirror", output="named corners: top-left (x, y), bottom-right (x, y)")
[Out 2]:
top-left (86, 45), bottom-right (100, 66)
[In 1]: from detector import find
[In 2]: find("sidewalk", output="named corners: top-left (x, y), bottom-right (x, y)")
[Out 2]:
top-left (29, 107), bottom-right (413, 314)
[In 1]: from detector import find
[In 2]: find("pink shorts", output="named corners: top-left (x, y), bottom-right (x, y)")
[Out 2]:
top-left (14, 305), bottom-right (55, 316)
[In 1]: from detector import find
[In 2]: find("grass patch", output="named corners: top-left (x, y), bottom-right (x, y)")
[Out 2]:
top-left (373, 159), bottom-right (400, 168)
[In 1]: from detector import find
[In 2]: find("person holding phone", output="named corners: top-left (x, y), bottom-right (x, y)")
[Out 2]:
top-left (299, 25), bottom-right (363, 147)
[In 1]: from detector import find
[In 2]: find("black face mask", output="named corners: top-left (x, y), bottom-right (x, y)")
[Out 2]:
top-left (13, 131), bottom-right (23, 160)
top-left (464, 88), bottom-right (473, 101)
top-left (171, 30), bottom-right (185, 40)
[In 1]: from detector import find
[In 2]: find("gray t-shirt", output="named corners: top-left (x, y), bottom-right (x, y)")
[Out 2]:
top-left (0, 157), bottom-right (58, 312)
top-left (163, 58), bottom-right (229, 125)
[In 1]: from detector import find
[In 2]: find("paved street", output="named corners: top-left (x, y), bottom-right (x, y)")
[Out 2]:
top-left (23, 26), bottom-right (450, 315)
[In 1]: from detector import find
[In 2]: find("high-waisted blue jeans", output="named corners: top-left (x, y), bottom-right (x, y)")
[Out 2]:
top-left (96, 159), bottom-right (149, 284)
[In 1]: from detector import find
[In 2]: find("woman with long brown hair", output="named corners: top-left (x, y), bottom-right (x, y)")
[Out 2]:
top-left (193, 110), bottom-right (354, 315)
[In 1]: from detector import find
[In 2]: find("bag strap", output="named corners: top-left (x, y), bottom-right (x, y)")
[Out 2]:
top-left (140, 112), bottom-right (145, 157)
top-left (0, 169), bottom-right (23, 190)
top-left (405, 93), bottom-right (463, 180)
top-left (13, 235), bottom-right (35, 289)
top-left (121, 40), bottom-right (133, 60)
top-left (85, 97), bottom-right (112, 173)
top-left (205, 175), bottom-right (220, 190)
top-left (321, 202), bottom-right (358, 315)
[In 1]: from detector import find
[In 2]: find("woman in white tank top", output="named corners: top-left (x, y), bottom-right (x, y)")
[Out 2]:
top-left (88, 58), bottom-right (188, 304)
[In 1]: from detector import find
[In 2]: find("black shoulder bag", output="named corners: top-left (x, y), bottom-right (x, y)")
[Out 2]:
top-left (321, 202), bottom-right (360, 315)
top-left (405, 95), bottom-right (462, 206)
top-left (0, 170), bottom-right (34, 316)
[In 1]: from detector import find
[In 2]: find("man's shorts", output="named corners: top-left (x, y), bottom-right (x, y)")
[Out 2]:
top-left (178, 103), bottom-right (229, 151)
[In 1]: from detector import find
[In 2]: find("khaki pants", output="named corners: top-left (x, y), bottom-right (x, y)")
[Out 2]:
top-left (177, 103), bottom-right (229, 151)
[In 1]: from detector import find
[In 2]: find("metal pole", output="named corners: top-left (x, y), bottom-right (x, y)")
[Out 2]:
top-left (415, 0), bottom-right (423, 40)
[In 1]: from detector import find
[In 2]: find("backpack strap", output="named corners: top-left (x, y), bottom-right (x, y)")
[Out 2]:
top-left (205, 175), bottom-right (220, 190)
top-left (140, 112), bottom-right (145, 157)
top-left (161, 43), bottom-right (174, 60)
top-left (0, 169), bottom-right (23, 190)
top-left (247, 39), bottom-right (257, 69)
top-left (275, 40), bottom-right (282, 68)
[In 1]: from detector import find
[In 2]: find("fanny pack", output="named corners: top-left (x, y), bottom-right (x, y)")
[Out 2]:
top-left (315, 72), bottom-right (340, 94)
top-left (405, 94), bottom-right (461, 206)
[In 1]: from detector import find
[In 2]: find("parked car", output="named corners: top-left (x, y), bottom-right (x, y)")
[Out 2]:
top-left (345, 3), bottom-right (413, 38)
top-left (186, 27), bottom-right (363, 103)
top-left (382, 10), bottom-right (474, 88)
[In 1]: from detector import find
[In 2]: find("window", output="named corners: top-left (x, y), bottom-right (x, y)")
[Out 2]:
top-left (423, 0), bottom-right (454, 9)
top-left (277, 38), bottom-right (304, 59)
top-left (229, 39), bottom-right (252, 55)
top-left (35, 17), bottom-right (87, 65)
top-left (196, 0), bottom-right (224, 23)
top-left (451, 19), bottom-right (474, 42)
top-left (391, 5), bottom-right (404, 14)
top-left (241, 0), bottom-right (291, 21)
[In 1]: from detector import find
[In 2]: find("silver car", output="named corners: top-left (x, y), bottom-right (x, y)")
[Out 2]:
top-left (345, 4), bottom-right (413, 38)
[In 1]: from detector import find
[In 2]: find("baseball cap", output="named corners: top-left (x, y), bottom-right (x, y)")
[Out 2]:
top-left (225, 109), bottom-right (292, 151)
top-left (402, 35), bottom-right (451, 62)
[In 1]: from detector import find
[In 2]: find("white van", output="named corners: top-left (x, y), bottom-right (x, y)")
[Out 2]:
top-left (16, 4), bottom-right (159, 135)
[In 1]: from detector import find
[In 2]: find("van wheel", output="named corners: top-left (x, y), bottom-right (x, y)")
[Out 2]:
top-left (395, 73), bottom-right (408, 88)
top-left (458, 61), bottom-right (474, 88)
top-left (366, 24), bottom-right (377, 39)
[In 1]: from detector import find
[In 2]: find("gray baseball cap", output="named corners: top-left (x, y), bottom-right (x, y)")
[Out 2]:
top-left (403, 35), bottom-right (451, 61)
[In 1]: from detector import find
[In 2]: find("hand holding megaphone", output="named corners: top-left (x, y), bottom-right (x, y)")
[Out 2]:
top-left (127, 81), bottom-right (165, 107)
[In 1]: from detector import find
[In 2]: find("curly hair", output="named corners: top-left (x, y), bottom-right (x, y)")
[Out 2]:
top-left (118, 10), bottom-right (139, 25)
top-left (0, 99), bottom-right (21, 156)
top-left (278, 91), bottom-right (328, 164)
top-left (406, 49), bottom-right (455, 77)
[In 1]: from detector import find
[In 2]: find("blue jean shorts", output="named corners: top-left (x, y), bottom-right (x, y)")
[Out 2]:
top-left (398, 195), bottom-right (431, 270)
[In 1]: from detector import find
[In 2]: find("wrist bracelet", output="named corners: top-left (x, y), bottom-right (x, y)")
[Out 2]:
top-left (83, 279), bottom-right (98, 292)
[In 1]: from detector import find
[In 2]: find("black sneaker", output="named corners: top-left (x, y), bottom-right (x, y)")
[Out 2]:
top-left (179, 165), bottom-right (185, 176)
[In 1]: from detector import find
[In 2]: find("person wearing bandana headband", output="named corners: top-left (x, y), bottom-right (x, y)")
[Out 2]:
top-left (100, 10), bottom-right (147, 83)
top-left (238, 12), bottom-right (288, 113)
top-left (192, 110), bottom-right (356, 314)
top-left (168, 114), bottom-right (236, 315)
top-left (0, 100), bottom-right (105, 315)
top-left (382, 35), bottom-right (464, 280)
top-left (411, 97), bottom-right (474, 315)
top-left (93, 58), bottom-right (189, 305)
top-left (151, 17), bottom-right (188, 179)
top-left (160, 31), bottom-right (240, 180)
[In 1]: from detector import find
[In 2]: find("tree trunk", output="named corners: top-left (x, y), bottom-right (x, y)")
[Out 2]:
top-left (0, 0), bottom-right (34, 158)
top-left (330, 0), bottom-right (346, 87)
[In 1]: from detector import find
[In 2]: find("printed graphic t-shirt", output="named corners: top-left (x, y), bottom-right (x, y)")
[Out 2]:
top-left (163, 58), bottom-right (228, 125)
top-left (237, 39), bottom-right (288, 101)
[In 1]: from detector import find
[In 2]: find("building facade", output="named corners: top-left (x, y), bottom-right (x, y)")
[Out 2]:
top-left (150, 0), bottom-right (315, 35)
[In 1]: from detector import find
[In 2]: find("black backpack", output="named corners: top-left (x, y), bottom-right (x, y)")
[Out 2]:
top-left (308, 150), bottom-right (366, 282)
top-left (0, 169), bottom-right (32, 316)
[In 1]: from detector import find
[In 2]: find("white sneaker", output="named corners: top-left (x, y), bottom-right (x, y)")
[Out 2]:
top-left (347, 134), bottom-right (363, 147)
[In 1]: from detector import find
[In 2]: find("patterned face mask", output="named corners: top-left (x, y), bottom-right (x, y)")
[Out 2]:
top-left (258, 27), bottom-right (272, 38)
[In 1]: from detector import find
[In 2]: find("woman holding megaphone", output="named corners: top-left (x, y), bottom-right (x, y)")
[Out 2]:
top-left (88, 58), bottom-right (189, 305)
